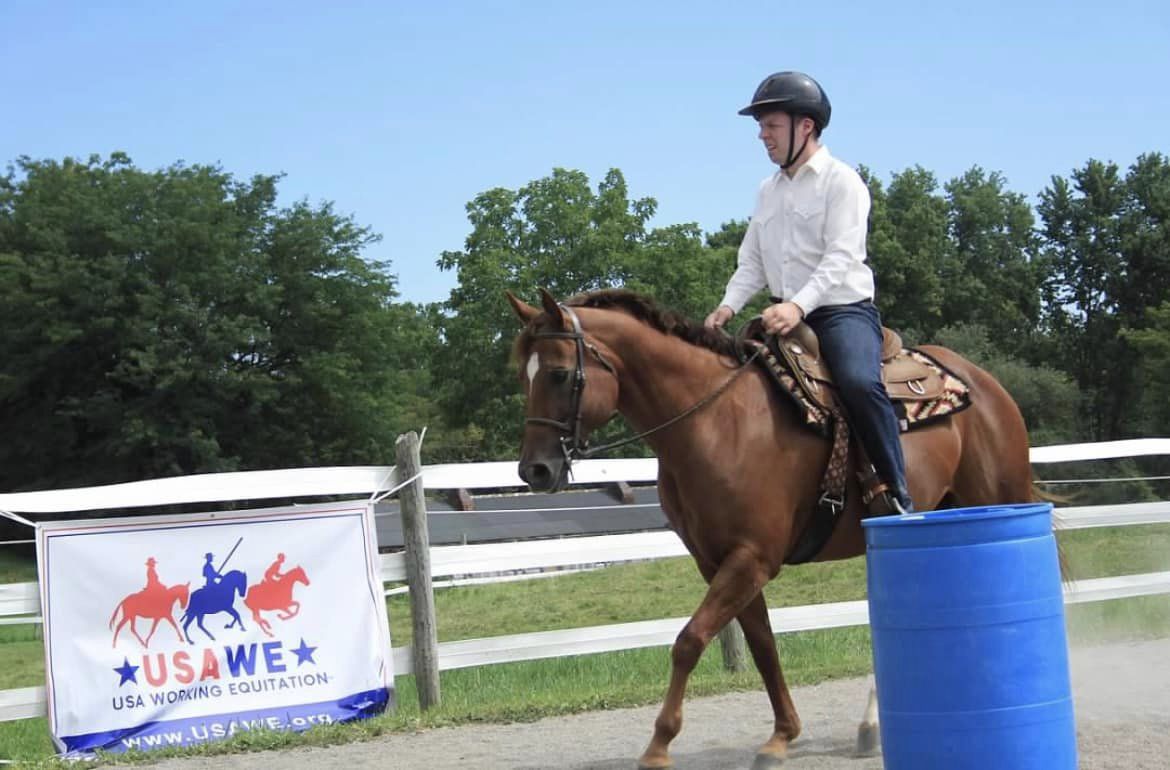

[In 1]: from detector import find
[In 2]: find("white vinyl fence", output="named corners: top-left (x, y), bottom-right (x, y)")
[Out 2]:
top-left (3, 439), bottom-right (1170, 723)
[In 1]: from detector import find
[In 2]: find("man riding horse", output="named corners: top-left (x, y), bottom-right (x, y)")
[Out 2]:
top-left (705, 71), bottom-right (913, 516)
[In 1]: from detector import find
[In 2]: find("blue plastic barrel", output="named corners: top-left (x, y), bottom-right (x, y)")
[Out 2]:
top-left (862, 503), bottom-right (1076, 769)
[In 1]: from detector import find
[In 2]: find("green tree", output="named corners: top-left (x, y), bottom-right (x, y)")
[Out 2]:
top-left (933, 323), bottom-right (1078, 445)
top-left (863, 166), bottom-right (949, 339)
top-left (1123, 302), bottom-right (1170, 435)
top-left (435, 168), bottom-right (655, 459)
top-left (941, 168), bottom-right (1041, 355)
top-left (0, 153), bottom-right (415, 490)
top-left (1038, 159), bottom-right (1133, 439)
top-left (626, 223), bottom-right (726, 322)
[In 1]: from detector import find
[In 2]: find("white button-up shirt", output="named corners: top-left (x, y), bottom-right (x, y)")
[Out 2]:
top-left (719, 146), bottom-right (874, 317)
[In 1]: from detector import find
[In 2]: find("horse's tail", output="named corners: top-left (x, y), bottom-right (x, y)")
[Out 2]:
top-left (109, 600), bottom-right (123, 630)
top-left (1032, 483), bottom-right (1073, 506)
top-left (1032, 485), bottom-right (1074, 585)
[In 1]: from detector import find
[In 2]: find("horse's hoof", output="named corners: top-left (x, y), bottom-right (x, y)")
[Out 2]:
top-left (635, 754), bottom-right (673, 769)
top-left (751, 753), bottom-right (786, 770)
top-left (855, 721), bottom-right (880, 757)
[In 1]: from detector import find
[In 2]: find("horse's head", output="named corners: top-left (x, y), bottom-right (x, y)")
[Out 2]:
top-left (177, 582), bottom-right (191, 608)
top-left (507, 288), bottom-right (620, 492)
top-left (290, 565), bottom-right (310, 586)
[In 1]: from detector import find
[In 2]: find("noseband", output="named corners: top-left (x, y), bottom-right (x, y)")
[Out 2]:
top-left (525, 304), bottom-right (761, 464)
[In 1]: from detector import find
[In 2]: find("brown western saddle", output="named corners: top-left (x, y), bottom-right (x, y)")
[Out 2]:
top-left (773, 323), bottom-right (953, 426)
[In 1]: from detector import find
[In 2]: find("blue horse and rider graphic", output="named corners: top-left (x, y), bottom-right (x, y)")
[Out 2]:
top-left (109, 538), bottom-right (312, 648)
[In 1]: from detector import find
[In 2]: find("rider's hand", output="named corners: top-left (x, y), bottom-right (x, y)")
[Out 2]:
top-left (704, 305), bottom-right (735, 330)
top-left (762, 302), bottom-right (804, 336)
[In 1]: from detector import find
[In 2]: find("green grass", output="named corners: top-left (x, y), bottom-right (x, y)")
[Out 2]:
top-left (0, 548), bottom-right (37, 583)
top-left (1, 524), bottom-right (1169, 766)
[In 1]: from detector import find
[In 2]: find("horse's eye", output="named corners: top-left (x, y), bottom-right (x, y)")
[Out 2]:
top-left (549, 368), bottom-right (571, 386)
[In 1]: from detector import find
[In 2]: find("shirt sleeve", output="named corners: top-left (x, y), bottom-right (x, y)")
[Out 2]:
top-left (719, 184), bottom-right (770, 313)
top-left (789, 169), bottom-right (871, 316)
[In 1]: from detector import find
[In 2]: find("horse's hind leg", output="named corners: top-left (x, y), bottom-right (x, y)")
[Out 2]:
top-left (736, 592), bottom-right (800, 766)
top-left (638, 548), bottom-right (770, 769)
top-left (197, 616), bottom-right (216, 642)
top-left (130, 620), bottom-right (148, 648)
top-left (855, 683), bottom-right (880, 756)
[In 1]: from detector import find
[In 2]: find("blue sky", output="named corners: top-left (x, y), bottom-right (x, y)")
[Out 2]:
top-left (2, 1), bottom-right (1167, 305)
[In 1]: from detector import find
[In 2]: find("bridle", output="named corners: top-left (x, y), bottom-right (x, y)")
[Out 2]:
top-left (525, 304), bottom-right (761, 464)
top-left (524, 304), bottom-right (617, 465)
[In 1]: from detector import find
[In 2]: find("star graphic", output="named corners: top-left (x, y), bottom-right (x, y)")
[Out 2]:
top-left (114, 657), bottom-right (139, 686)
top-left (291, 638), bottom-right (318, 666)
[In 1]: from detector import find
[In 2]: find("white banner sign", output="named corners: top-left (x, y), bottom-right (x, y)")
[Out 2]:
top-left (36, 502), bottom-right (393, 755)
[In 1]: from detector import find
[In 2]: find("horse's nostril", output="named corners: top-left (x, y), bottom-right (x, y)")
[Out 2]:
top-left (520, 462), bottom-right (553, 490)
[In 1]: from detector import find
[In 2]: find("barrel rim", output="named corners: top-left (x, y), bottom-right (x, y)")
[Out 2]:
top-left (861, 502), bottom-right (1053, 530)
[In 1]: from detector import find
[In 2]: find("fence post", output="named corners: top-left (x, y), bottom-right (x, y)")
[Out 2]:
top-left (719, 620), bottom-right (748, 672)
top-left (396, 431), bottom-right (441, 709)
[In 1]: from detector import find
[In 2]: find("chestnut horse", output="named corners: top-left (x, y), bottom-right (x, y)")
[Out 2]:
top-left (507, 288), bottom-right (1034, 769)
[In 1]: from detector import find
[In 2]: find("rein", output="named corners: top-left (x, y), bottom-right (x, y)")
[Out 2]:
top-left (526, 305), bottom-right (762, 462)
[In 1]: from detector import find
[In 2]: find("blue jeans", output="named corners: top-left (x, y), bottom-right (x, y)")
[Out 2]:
top-left (802, 301), bottom-right (912, 511)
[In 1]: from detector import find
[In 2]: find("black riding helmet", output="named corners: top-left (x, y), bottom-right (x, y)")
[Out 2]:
top-left (739, 71), bottom-right (831, 168)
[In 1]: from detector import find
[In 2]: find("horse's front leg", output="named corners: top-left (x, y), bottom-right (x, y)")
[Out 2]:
top-left (144, 618), bottom-right (162, 647)
top-left (737, 591), bottom-right (800, 767)
top-left (225, 608), bottom-right (246, 631)
top-left (638, 548), bottom-right (770, 770)
top-left (277, 601), bottom-right (300, 620)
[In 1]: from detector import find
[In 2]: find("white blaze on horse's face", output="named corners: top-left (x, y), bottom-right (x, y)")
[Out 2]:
top-left (526, 352), bottom-right (540, 394)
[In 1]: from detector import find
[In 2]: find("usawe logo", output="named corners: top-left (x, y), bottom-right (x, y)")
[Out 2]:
top-left (109, 539), bottom-right (309, 647)
top-left (107, 539), bottom-right (328, 712)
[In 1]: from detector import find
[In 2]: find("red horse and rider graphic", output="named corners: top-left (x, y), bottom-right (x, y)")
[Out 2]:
top-left (109, 539), bottom-right (311, 647)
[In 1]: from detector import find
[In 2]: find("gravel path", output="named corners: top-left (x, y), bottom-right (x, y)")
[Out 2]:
top-left (142, 638), bottom-right (1170, 769)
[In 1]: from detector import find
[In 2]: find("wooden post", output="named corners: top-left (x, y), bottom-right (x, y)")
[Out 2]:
top-left (606, 481), bottom-right (635, 504)
top-left (719, 620), bottom-right (748, 672)
top-left (396, 431), bottom-right (441, 709)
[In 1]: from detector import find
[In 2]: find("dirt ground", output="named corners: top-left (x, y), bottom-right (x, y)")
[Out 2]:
top-left (140, 637), bottom-right (1169, 769)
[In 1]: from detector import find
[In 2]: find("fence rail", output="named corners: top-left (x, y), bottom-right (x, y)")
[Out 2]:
top-left (5, 502), bottom-right (1169, 618)
top-left (3, 439), bottom-right (1170, 725)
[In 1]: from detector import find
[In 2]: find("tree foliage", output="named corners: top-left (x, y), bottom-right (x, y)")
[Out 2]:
top-left (1038, 154), bottom-right (1170, 439)
top-left (4, 147), bottom-right (1170, 489)
top-left (0, 154), bottom-right (422, 490)
top-left (432, 169), bottom-right (656, 458)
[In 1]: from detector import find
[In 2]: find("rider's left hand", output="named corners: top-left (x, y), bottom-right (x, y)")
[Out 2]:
top-left (762, 302), bottom-right (804, 336)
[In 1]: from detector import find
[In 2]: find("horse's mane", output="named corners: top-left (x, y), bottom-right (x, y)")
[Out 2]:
top-left (515, 288), bottom-right (751, 361)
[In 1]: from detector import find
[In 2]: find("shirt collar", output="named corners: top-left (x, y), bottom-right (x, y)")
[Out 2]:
top-left (804, 145), bottom-right (831, 174)
top-left (774, 145), bottom-right (831, 184)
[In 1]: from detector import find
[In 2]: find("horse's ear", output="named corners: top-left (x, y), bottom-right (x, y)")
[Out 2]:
top-left (506, 290), bottom-right (540, 325)
top-left (538, 287), bottom-right (568, 328)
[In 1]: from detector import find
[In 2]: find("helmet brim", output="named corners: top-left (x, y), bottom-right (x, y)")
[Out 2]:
top-left (738, 98), bottom-right (795, 117)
